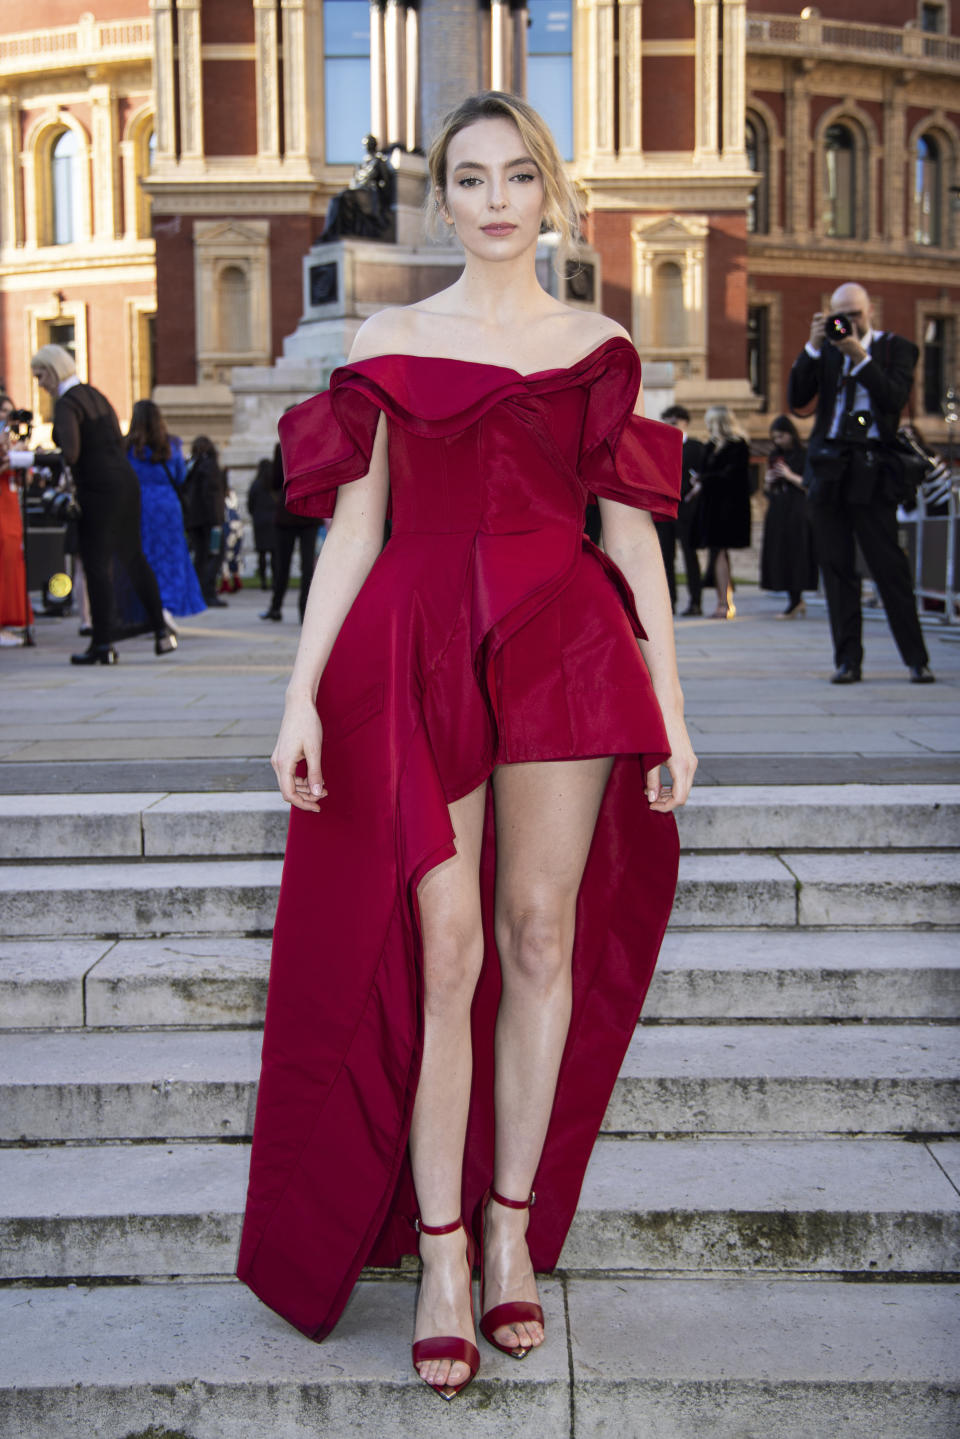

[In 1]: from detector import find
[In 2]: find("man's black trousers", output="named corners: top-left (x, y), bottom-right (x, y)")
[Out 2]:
top-left (271, 525), bottom-right (319, 620)
top-left (809, 490), bottom-right (928, 671)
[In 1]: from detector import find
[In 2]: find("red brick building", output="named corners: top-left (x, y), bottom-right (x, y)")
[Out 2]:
top-left (1, 2), bottom-right (957, 443)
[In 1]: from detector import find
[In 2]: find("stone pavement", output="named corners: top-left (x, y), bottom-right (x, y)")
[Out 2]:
top-left (0, 582), bottom-right (958, 792)
top-left (1, 581), bottom-right (959, 1437)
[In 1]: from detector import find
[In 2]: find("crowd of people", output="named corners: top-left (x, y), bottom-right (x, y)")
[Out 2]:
top-left (0, 345), bottom-right (325, 658)
top-left (655, 401), bottom-right (817, 624)
top-left (2, 283), bottom-right (955, 681)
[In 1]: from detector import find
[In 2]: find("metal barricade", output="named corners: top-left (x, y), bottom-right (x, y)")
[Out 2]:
top-left (899, 481), bottom-right (959, 625)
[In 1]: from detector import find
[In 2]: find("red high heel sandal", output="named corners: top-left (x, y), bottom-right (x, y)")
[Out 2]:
top-left (478, 1187), bottom-right (544, 1359)
top-left (411, 1217), bottom-right (480, 1402)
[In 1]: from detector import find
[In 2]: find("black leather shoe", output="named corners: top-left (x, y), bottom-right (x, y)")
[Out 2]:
top-left (909, 665), bottom-right (936, 684)
top-left (71, 644), bottom-right (118, 666)
top-left (206, 595), bottom-right (229, 608)
top-left (681, 602), bottom-right (702, 617)
top-left (259, 608), bottom-right (283, 622)
top-left (155, 630), bottom-right (178, 656)
top-left (830, 663), bottom-right (861, 685)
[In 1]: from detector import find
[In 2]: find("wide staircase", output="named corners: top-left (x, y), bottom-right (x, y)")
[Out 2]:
top-left (0, 785), bottom-right (958, 1439)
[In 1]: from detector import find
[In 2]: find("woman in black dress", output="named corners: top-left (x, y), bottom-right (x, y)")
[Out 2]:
top-left (690, 405), bottom-right (751, 619)
top-left (30, 345), bottom-right (176, 665)
top-left (760, 414), bottom-right (817, 619)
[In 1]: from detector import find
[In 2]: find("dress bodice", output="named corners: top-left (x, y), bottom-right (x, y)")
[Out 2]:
top-left (279, 337), bottom-right (681, 530)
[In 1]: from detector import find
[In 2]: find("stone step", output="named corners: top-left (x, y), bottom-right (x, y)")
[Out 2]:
top-left (4, 930), bottom-right (958, 1032)
top-left (2, 1025), bottom-right (956, 1144)
top-left (3, 784), bottom-right (958, 861)
top-left (2, 1137), bottom-right (956, 1282)
top-left (5, 851), bottom-right (957, 938)
top-left (1, 1277), bottom-right (957, 1439)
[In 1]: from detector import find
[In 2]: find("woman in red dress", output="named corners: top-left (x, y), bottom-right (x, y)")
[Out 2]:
top-left (238, 91), bottom-right (697, 1400)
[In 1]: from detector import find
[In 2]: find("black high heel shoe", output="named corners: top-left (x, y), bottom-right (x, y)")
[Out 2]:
top-left (155, 629), bottom-right (178, 656)
top-left (70, 644), bottom-right (118, 666)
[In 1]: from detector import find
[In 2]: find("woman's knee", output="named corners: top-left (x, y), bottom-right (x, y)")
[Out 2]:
top-left (422, 926), bottom-right (484, 1014)
top-left (496, 904), bottom-right (571, 990)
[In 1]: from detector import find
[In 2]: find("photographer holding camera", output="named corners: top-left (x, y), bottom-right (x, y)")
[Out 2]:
top-left (788, 282), bottom-right (933, 685)
top-left (29, 345), bottom-right (176, 665)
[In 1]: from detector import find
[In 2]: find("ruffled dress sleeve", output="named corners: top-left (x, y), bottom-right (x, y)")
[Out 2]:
top-left (278, 376), bottom-right (381, 521)
top-left (579, 348), bottom-right (682, 522)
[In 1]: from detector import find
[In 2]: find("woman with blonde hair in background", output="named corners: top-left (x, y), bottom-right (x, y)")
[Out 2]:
top-left (689, 404), bottom-right (752, 619)
top-left (238, 90), bottom-right (695, 1401)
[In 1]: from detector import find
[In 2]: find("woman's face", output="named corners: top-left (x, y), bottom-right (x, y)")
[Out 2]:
top-left (440, 117), bottom-right (545, 262)
top-left (770, 428), bottom-right (792, 451)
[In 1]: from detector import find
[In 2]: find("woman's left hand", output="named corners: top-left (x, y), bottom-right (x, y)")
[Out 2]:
top-left (646, 715), bottom-right (698, 813)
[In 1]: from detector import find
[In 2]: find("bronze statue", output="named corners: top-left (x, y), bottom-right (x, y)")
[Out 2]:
top-left (320, 134), bottom-right (394, 242)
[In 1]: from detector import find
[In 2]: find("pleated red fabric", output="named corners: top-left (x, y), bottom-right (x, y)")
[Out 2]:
top-left (237, 336), bottom-right (682, 1340)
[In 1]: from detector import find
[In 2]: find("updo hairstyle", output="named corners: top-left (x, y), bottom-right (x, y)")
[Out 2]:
top-left (426, 90), bottom-right (580, 251)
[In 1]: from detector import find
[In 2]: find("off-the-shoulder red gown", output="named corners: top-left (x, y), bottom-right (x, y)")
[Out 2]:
top-left (237, 336), bottom-right (682, 1340)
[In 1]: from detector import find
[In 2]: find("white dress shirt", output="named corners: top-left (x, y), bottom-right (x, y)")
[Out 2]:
top-left (805, 330), bottom-right (881, 441)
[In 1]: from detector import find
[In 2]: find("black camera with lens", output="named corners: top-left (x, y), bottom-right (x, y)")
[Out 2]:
top-left (825, 313), bottom-right (854, 343)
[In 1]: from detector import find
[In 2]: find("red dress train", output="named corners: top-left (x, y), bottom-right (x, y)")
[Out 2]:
top-left (237, 336), bottom-right (682, 1339)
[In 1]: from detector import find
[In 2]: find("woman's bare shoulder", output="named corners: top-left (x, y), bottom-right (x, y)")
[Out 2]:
top-left (350, 304), bottom-right (444, 363)
top-left (546, 307), bottom-right (633, 362)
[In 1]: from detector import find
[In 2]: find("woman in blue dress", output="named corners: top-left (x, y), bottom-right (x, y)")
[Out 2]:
top-left (125, 400), bottom-right (205, 619)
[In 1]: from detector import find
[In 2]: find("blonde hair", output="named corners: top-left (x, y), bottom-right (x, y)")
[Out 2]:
top-left (31, 344), bottom-right (76, 384)
top-left (426, 91), bottom-right (580, 250)
top-left (705, 405), bottom-right (747, 448)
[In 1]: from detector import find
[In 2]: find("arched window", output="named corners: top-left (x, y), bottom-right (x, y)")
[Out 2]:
top-left (824, 123), bottom-right (856, 239)
top-left (915, 133), bottom-right (941, 246)
top-left (653, 262), bottom-right (685, 349)
top-left (745, 115), bottom-right (769, 235)
top-left (51, 129), bottom-right (83, 245)
top-left (147, 129), bottom-right (157, 172)
top-left (218, 265), bottom-right (251, 353)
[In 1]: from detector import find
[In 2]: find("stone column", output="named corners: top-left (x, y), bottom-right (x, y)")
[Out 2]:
top-left (175, 0), bottom-right (204, 160)
top-left (370, 1), bottom-right (387, 147)
top-left (282, 0), bottom-right (323, 163)
top-left (694, 0), bottom-right (720, 158)
top-left (0, 96), bottom-right (22, 250)
top-left (384, 0), bottom-right (406, 147)
top-left (884, 74), bottom-right (907, 245)
top-left (418, 0), bottom-right (482, 147)
top-left (490, 0), bottom-right (511, 90)
top-left (512, 3), bottom-right (528, 94)
top-left (150, 0), bottom-right (178, 161)
top-left (405, 3), bottom-right (420, 151)
top-left (784, 62), bottom-right (810, 239)
top-left (577, 0), bottom-right (616, 161)
top-left (254, 0), bottom-right (282, 159)
top-left (90, 85), bottom-right (121, 239)
top-left (721, 0), bottom-right (746, 159)
top-left (618, 0), bottom-right (643, 159)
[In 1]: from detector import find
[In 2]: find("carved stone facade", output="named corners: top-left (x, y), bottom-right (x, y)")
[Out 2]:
top-left (0, 5), bottom-right (155, 427)
top-left (1, 2), bottom-right (957, 445)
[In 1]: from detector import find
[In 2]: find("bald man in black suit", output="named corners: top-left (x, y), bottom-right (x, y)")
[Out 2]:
top-left (788, 282), bottom-right (933, 685)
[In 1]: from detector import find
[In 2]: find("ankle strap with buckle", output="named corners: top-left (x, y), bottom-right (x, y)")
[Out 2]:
top-left (414, 1216), bottom-right (463, 1235)
top-left (490, 1187), bottom-right (535, 1210)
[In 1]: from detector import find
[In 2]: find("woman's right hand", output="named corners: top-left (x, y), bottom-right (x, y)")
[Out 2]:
top-left (271, 696), bottom-right (327, 812)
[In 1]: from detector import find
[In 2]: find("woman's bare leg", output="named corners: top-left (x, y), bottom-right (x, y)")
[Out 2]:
top-left (713, 549), bottom-right (732, 615)
top-left (485, 755), bottom-right (614, 1352)
top-left (409, 780), bottom-right (487, 1394)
